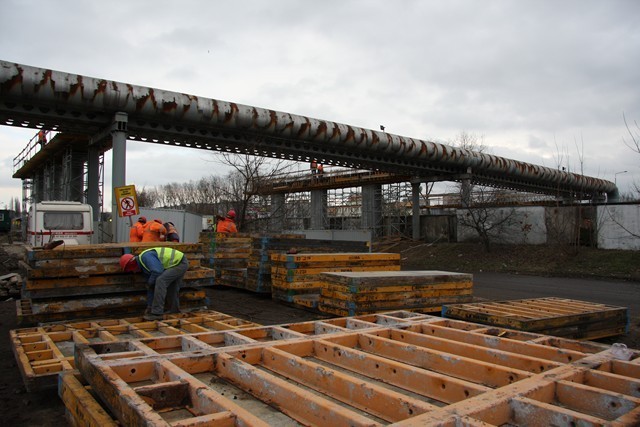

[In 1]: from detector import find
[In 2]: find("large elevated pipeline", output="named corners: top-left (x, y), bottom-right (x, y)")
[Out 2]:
top-left (0, 60), bottom-right (619, 200)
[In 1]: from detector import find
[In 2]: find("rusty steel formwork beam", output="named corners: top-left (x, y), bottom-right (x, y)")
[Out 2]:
top-left (70, 313), bottom-right (640, 426)
top-left (0, 60), bottom-right (618, 200)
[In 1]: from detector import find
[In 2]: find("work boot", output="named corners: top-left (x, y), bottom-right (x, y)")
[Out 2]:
top-left (143, 313), bottom-right (163, 321)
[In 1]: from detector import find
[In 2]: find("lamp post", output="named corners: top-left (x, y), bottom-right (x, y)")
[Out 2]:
top-left (614, 170), bottom-right (628, 185)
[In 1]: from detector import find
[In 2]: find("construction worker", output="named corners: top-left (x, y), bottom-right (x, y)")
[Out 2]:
top-left (164, 221), bottom-right (180, 242)
top-left (317, 163), bottom-right (324, 174)
top-left (216, 209), bottom-right (238, 233)
top-left (37, 130), bottom-right (47, 146)
top-left (142, 219), bottom-right (167, 242)
top-left (310, 160), bottom-right (318, 174)
top-left (119, 247), bottom-right (188, 320)
top-left (129, 216), bottom-right (146, 242)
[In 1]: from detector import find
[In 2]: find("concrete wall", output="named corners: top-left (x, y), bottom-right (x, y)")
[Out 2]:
top-left (597, 204), bottom-right (640, 250)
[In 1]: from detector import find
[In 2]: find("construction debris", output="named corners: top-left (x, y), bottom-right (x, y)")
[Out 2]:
top-left (65, 311), bottom-right (640, 426)
top-left (0, 272), bottom-right (21, 298)
top-left (442, 297), bottom-right (628, 340)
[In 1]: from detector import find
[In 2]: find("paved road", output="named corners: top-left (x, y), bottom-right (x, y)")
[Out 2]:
top-left (473, 272), bottom-right (640, 318)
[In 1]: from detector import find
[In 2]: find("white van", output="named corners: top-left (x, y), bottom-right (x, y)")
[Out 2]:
top-left (27, 201), bottom-right (93, 247)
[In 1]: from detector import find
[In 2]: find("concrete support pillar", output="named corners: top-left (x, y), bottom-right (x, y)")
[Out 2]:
top-left (362, 184), bottom-right (383, 237)
top-left (461, 167), bottom-right (472, 208)
top-left (412, 182), bottom-right (421, 240)
top-left (111, 112), bottom-right (128, 243)
top-left (87, 147), bottom-right (101, 223)
top-left (69, 151), bottom-right (87, 202)
top-left (310, 189), bottom-right (327, 229)
top-left (33, 172), bottom-right (44, 203)
top-left (270, 193), bottom-right (286, 232)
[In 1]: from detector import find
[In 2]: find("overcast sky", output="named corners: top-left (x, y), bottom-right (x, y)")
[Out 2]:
top-left (1, 0), bottom-right (639, 209)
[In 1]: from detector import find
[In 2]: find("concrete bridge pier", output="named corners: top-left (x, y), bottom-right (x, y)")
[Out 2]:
top-left (310, 189), bottom-right (328, 230)
top-left (362, 184), bottom-right (383, 237)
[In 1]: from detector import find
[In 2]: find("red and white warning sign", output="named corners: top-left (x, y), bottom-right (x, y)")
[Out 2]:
top-left (114, 185), bottom-right (140, 217)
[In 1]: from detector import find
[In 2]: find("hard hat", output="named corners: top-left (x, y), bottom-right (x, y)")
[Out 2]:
top-left (139, 216), bottom-right (147, 223)
top-left (226, 209), bottom-right (236, 219)
top-left (119, 254), bottom-right (136, 271)
top-left (154, 218), bottom-right (163, 224)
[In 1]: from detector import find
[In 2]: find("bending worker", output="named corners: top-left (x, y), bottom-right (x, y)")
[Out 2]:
top-left (119, 247), bottom-right (188, 321)
top-left (216, 209), bottom-right (238, 233)
top-left (129, 216), bottom-right (146, 242)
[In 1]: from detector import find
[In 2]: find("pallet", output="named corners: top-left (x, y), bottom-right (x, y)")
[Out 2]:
top-left (72, 313), bottom-right (640, 426)
top-left (11, 310), bottom-right (260, 391)
top-left (442, 297), bottom-right (629, 340)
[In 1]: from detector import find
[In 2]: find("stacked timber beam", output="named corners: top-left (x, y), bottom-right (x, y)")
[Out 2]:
top-left (442, 297), bottom-right (629, 340)
top-left (319, 270), bottom-right (474, 316)
top-left (270, 252), bottom-right (401, 308)
top-left (247, 236), bottom-right (370, 293)
top-left (64, 312), bottom-right (640, 426)
top-left (10, 310), bottom-right (260, 392)
top-left (19, 242), bottom-right (215, 324)
top-left (199, 232), bottom-right (253, 287)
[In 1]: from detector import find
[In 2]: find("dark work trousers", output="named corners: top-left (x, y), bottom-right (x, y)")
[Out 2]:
top-left (150, 256), bottom-right (188, 315)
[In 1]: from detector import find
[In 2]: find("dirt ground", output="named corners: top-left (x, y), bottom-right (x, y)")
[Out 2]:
top-left (1, 241), bottom-right (639, 425)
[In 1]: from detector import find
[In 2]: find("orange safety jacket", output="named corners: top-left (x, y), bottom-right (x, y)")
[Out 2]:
top-left (129, 221), bottom-right (145, 242)
top-left (164, 222), bottom-right (180, 242)
top-left (142, 220), bottom-right (167, 242)
top-left (216, 218), bottom-right (237, 233)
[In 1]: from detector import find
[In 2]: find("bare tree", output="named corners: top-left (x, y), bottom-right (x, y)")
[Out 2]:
top-left (136, 186), bottom-right (160, 208)
top-left (623, 113), bottom-right (640, 196)
top-left (449, 131), bottom-right (517, 251)
top-left (216, 153), bottom-right (297, 231)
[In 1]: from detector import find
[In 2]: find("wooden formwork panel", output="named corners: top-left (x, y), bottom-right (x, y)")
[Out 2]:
top-left (17, 289), bottom-right (209, 325)
top-left (442, 297), bottom-right (629, 340)
top-left (11, 310), bottom-right (260, 391)
top-left (23, 242), bottom-right (215, 301)
top-left (270, 253), bottom-right (402, 309)
top-left (319, 270), bottom-right (474, 317)
top-left (73, 315), bottom-right (640, 426)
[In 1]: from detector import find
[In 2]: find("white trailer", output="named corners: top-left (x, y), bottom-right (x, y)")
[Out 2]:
top-left (27, 201), bottom-right (93, 247)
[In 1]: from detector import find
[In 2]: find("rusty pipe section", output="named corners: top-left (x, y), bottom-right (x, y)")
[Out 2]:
top-left (0, 60), bottom-right (618, 198)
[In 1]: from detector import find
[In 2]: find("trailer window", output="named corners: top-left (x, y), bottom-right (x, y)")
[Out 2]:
top-left (43, 212), bottom-right (84, 230)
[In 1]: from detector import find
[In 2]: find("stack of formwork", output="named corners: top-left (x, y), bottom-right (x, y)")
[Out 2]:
top-left (200, 232), bottom-right (252, 287)
top-left (319, 270), bottom-right (474, 316)
top-left (62, 312), bottom-right (640, 426)
top-left (246, 236), bottom-right (370, 293)
top-left (18, 242), bottom-right (215, 325)
top-left (442, 297), bottom-right (629, 340)
top-left (10, 310), bottom-right (261, 392)
top-left (271, 252), bottom-right (401, 307)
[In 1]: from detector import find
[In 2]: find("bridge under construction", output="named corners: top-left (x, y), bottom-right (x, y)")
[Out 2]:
top-left (0, 60), bottom-right (619, 239)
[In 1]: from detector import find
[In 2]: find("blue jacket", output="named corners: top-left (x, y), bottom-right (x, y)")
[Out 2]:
top-left (138, 250), bottom-right (165, 286)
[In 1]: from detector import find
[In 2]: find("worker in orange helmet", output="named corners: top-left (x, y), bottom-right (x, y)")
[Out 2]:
top-left (142, 219), bottom-right (167, 242)
top-left (216, 209), bottom-right (238, 233)
top-left (119, 247), bottom-right (188, 320)
top-left (129, 216), bottom-right (146, 242)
